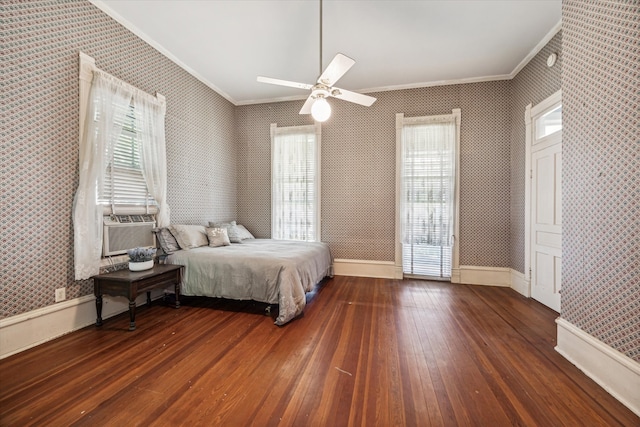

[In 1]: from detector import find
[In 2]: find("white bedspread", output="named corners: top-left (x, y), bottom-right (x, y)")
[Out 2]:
top-left (166, 239), bottom-right (332, 325)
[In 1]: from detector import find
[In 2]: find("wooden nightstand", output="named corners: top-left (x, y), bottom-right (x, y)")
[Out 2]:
top-left (92, 264), bottom-right (184, 331)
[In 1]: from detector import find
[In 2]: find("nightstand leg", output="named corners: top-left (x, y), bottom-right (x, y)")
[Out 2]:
top-left (174, 283), bottom-right (181, 309)
top-left (95, 295), bottom-right (103, 327)
top-left (128, 300), bottom-right (136, 331)
top-left (146, 291), bottom-right (151, 306)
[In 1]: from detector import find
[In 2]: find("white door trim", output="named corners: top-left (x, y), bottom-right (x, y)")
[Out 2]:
top-left (524, 89), bottom-right (562, 299)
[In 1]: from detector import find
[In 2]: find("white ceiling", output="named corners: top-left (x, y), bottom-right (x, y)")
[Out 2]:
top-left (93, 0), bottom-right (561, 106)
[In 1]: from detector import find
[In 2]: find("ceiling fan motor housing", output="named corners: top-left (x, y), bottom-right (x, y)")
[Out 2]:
top-left (311, 84), bottom-right (330, 99)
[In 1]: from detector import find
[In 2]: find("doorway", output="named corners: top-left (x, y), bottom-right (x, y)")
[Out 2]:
top-left (525, 91), bottom-right (562, 312)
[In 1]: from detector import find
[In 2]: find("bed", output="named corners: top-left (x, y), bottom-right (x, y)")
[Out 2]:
top-left (166, 239), bottom-right (333, 325)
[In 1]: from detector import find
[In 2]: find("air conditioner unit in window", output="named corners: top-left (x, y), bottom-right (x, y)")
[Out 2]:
top-left (103, 214), bottom-right (156, 257)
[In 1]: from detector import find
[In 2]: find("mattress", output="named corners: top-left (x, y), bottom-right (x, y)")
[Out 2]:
top-left (166, 239), bottom-right (332, 325)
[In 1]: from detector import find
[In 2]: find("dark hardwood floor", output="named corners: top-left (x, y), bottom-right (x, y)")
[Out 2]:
top-left (1, 276), bottom-right (637, 426)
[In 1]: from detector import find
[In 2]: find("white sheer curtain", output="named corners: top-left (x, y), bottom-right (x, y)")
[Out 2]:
top-left (136, 95), bottom-right (169, 227)
top-left (73, 67), bottom-right (168, 280)
top-left (74, 71), bottom-right (132, 280)
top-left (271, 123), bottom-right (320, 241)
top-left (400, 118), bottom-right (456, 277)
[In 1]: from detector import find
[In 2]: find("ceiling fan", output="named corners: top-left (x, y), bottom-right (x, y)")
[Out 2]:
top-left (256, 0), bottom-right (376, 122)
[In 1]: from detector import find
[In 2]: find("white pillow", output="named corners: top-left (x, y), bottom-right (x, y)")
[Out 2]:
top-left (236, 224), bottom-right (255, 240)
top-left (206, 227), bottom-right (231, 247)
top-left (168, 224), bottom-right (208, 249)
top-left (208, 220), bottom-right (242, 243)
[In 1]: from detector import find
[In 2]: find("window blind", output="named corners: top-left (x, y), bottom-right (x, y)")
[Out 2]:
top-left (99, 103), bottom-right (155, 209)
top-left (401, 120), bottom-right (456, 278)
top-left (271, 123), bottom-right (320, 242)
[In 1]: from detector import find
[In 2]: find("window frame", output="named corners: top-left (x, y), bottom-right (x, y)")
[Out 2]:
top-left (79, 52), bottom-right (159, 217)
top-left (98, 102), bottom-right (156, 214)
top-left (395, 110), bottom-right (461, 281)
top-left (270, 122), bottom-right (321, 242)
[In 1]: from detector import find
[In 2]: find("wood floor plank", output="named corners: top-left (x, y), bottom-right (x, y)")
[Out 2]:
top-left (421, 283), bottom-right (513, 426)
top-left (448, 286), bottom-right (570, 425)
top-left (1, 277), bottom-right (637, 426)
top-left (466, 285), bottom-right (639, 426)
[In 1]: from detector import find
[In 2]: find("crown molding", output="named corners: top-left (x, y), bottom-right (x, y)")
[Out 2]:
top-left (509, 20), bottom-right (562, 78)
top-left (89, 1), bottom-right (562, 108)
top-left (88, 0), bottom-right (237, 105)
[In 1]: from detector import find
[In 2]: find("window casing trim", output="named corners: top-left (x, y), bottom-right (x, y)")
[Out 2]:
top-left (79, 52), bottom-right (165, 216)
top-left (395, 110), bottom-right (461, 280)
top-left (270, 122), bottom-right (321, 242)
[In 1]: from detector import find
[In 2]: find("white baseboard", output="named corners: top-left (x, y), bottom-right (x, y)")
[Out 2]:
top-left (555, 317), bottom-right (640, 417)
top-left (0, 289), bottom-right (165, 360)
top-left (450, 268), bottom-right (461, 283)
top-left (333, 259), bottom-right (398, 279)
top-left (510, 269), bottom-right (530, 297)
top-left (334, 261), bottom-right (521, 288)
top-left (452, 266), bottom-right (511, 287)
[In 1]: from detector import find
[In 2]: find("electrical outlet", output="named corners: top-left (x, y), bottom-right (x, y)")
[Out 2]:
top-left (55, 288), bottom-right (66, 302)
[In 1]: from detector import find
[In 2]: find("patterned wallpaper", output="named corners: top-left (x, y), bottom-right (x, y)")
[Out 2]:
top-left (561, 0), bottom-right (639, 361)
top-left (0, 0), bottom-right (236, 318)
top-left (510, 32), bottom-right (563, 274)
top-left (5, 0), bottom-right (635, 365)
top-left (236, 82), bottom-right (513, 265)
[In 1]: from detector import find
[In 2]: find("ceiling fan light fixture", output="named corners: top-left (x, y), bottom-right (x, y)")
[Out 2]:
top-left (256, 0), bottom-right (376, 118)
top-left (311, 97), bottom-right (331, 122)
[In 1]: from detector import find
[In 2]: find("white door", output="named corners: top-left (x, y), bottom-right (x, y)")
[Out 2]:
top-left (530, 102), bottom-right (562, 312)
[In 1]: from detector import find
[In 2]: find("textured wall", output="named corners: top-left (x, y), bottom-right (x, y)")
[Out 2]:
top-left (1, 0), bottom-right (236, 318)
top-left (7, 2), bottom-right (636, 369)
top-left (236, 82), bottom-right (512, 265)
top-left (561, 0), bottom-right (639, 361)
top-left (510, 32), bottom-right (563, 274)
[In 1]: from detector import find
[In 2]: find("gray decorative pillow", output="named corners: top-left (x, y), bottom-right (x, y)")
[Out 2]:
top-left (206, 227), bottom-right (231, 247)
top-left (208, 220), bottom-right (242, 243)
top-left (236, 224), bottom-right (255, 240)
top-left (152, 227), bottom-right (181, 254)
top-left (168, 224), bottom-right (208, 249)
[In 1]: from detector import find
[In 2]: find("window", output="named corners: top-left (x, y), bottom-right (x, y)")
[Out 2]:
top-left (74, 52), bottom-right (168, 280)
top-left (535, 104), bottom-right (562, 139)
top-left (396, 110), bottom-right (460, 279)
top-left (271, 123), bottom-right (321, 241)
top-left (99, 103), bottom-right (156, 210)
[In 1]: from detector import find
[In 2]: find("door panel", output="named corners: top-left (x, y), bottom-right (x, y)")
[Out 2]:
top-left (535, 155), bottom-right (555, 225)
top-left (531, 140), bottom-right (562, 312)
top-left (536, 231), bottom-right (561, 249)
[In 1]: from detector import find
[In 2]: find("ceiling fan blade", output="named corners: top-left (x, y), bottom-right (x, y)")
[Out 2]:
top-left (317, 53), bottom-right (355, 86)
top-left (331, 88), bottom-right (377, 107)
top-left (257, 76), bottom-right (313, 91)
top-left (299, 95), bottom-right (314, 115)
